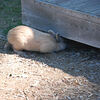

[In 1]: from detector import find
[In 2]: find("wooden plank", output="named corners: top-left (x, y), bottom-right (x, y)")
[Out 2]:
top-left (21, 0), bottom-right (100, 48)
top-left (39, 0), bottom-right (100, 17)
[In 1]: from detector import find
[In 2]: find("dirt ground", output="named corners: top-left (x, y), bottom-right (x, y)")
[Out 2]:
top-left (0, 0), bottom-right (100, 100)
top-left (0, 35), bottom-right (100, 100)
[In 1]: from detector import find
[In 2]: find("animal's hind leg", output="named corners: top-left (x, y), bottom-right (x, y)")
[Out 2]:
top-left (13, 45), bottom-right (24, 55)
top-left (13, 49), bottom-right (24, 55)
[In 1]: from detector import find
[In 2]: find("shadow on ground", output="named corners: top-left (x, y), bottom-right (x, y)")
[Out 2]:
top-left (0, 0), bottom-right (100, 86)
top-left (1, 39), bottom-right (100, 85)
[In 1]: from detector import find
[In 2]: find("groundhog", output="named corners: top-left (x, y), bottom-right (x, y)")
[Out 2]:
top-left (4, 25), bottom-right (66, 53)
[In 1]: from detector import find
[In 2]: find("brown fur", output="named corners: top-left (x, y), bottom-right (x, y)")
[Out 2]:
top-left (5, 25), bottom-right (66, 53)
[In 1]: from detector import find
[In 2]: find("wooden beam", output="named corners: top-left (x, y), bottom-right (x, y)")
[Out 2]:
top-left (21, 0), bottom-right (100, 48)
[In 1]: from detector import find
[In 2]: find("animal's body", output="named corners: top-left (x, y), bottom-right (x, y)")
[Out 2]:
top-left (5, 25), bottom-right (66, 53)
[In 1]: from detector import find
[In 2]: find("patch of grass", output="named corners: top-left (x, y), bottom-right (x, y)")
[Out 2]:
top-left (0, 0), bottom-right (21, 35)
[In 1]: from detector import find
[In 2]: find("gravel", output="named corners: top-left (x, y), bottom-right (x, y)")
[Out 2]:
top-left (0, 35), bottom-right (100, 100)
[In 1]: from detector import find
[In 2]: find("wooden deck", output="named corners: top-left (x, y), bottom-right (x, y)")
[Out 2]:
top-left (21, 0), bottom-right (100, 48)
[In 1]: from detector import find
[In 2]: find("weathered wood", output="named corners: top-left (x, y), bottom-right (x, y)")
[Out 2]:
top-left (21, 0), bottom-right (100, 48)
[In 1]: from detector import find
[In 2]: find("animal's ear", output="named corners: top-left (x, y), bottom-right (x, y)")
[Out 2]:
top-left (48, 30), bottom-right (55, 35)
top-left (48, 30), bottom-right (61, 42)
top-left (55, 34), bottom-right (60, 42)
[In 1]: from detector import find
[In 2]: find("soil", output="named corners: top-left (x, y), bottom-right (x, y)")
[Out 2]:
top-left (0, 35), bottom-right (100, 100)
top-left (1, 0), bottom-right (100, 99)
